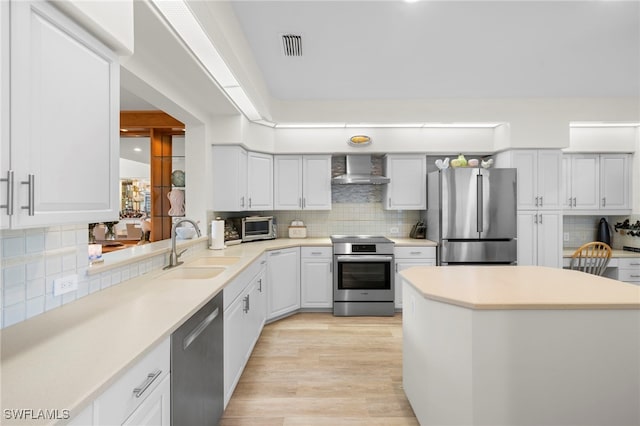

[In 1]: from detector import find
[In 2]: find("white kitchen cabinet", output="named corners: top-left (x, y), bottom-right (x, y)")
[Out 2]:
top-left (617, 258), bottom-right (640, 285)
top-left (300, 247), bottom-right (333, 308)
top-left (212, 145), bottom-right (248, 211)
top-left (223, 255), bottom-right (267, 407)
top-left (394, 246), bottom-right (436, 308)
top-left (247, 151), bottom-right (273, 210)
top-left (93, 338), bottom-right (170, 425)
top-left (497, 150), bottom-right (562, 210)
top-left (274, 155), bottom-right (331, 210)
top-left (562, 153), bottom-right (631, 213)
top-left (383, 154), bottom-right (427, 210)
top-left (1, 0), bottom-right (119, 228)
top-left (122, 375), bottom-right (170, 426)
top-left (517, 211), bottom-right (562, 268)
top-left (600, 154), bottom-right (630, 210)
top-left (267, 247), bottom-right (300, 319)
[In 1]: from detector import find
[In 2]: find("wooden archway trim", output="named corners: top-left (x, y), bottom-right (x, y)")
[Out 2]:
top-left (120, 111), bottom-right (184, 129)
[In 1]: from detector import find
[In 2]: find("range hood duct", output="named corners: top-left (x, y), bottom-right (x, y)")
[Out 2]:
top-left (332, 155), bottom-right (390, 185)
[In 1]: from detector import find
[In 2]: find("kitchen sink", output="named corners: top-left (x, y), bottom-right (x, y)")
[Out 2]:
top-left (160, 267), bottom-right (226, 280)
top-left (188, 256), bottom-right (241, 267)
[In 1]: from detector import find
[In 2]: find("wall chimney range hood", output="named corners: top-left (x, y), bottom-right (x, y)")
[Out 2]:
top-left (332, 155), bottom-right (390, 185)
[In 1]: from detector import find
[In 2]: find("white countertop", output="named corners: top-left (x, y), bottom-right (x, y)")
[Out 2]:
top-left (1, 236), bottom-right (436, 423)
top-left (401, 265), bottom-right (640, 310)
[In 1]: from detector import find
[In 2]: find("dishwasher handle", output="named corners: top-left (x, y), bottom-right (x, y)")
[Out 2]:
top-left (183, 306), bottom-right (219, 351)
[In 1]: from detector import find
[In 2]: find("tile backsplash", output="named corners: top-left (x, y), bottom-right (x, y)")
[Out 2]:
top-left (563, 214), bottom-right (640, 249)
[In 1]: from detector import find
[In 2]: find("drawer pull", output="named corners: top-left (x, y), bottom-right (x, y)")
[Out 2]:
top-left (311, 251), bottom-right (322, 255)
top-left (629, 263), bottom-right (640, 266)
top-left (630, 275), bottom-right (640, 278)
top-left (133, 369), bottom-right (162, 398)
top-left (1, 170), bottom-right (14, 215)
top-left (21, 174), bottom-right (35, 216)
top-left (410, 251), bottom-right (422, 255)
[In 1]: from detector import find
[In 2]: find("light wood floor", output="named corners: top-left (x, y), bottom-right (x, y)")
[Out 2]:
top-left (220, 312), bottom-right (418, 426)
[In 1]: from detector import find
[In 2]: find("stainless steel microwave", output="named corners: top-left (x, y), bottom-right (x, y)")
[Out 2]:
top-left (230, 216), bottom-right (276, 242)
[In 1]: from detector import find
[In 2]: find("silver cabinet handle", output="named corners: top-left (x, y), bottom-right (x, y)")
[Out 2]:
top-left (21, 174), bottom-right (35, 216)
top-left (260, 260), bottom-right (266, 265)
top-left (388, 197), bottom-right (391, 208)
top-left (410, 251), bottom-right (422, 255)
top-left (535, 196), bottom-right (539, 207)
top-left (1, 170), bottom-right (14, 215)
top-left (329, 262), bottom-right (332, 273)
top-left (395, 262), bottom-right (398, 273)
top-left (243, 295), bottom-right (250, 313)
top-left (299, 198), bottom-right (302, 208)
top-left (539, 196), bottom-right (543, 207)
top-left (183, 307), bottom-right (219, 350)
top-left (240, 196), bottom-right (245, 208)
top-left (568, 197), bottom-right (572, 206)
top-left (303, 197), bottom-right (306, 208)
top-left (629, 262), bottom-right (640, 266)
top-left (270, 251), bottom-right (281, 256)
top-left (311, 251), bottom-right (322, 255)
top-left (248, 197), bottom-right (252, 208)
top-left (534, 214), bottom-right (538, 224)
top-left (258, 278), bottom-right (263, 292)
top-left (602, 197), bottom-right (606, 207)
top-left (630, 275), bottom-right (640, 278)
top-left (133, 369), bottom-right (162, 398)
top-left (573, 197), bottom-right (577, 207)
top-left (539, 214), bottom-right (543, 224)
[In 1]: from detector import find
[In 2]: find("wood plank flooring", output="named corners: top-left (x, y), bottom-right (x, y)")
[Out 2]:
top-left (220, 313), bottom-right (418, 426)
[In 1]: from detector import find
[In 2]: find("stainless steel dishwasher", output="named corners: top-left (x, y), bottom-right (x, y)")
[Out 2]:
top-left (171, 292), bottom-right (223, 425)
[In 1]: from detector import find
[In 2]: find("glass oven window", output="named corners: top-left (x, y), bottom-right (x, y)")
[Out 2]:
top-left (245, 220), bottom-right (270, 236)
top-left (337, 262), bottom-right (391, 290)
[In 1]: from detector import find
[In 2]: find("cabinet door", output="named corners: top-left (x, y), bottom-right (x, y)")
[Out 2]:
top-left (537, 213), bottom-right (562, 268)
top-left (395, 260), bottom-right (435, 308)
top-left (302, 155), bottom-right (332, 210)
top-left (213, 146), bottom-right (247, 211)
top-left (0, 0), bottom-right (9, 229)
top-left (223, 294), bottom-right (249, 406)
top-left (122, 375), bottom-right (170, 426)
top-left (517, 212), bottom-right (537, 266)
top-left (536, 150), bottom-right (562, 209)
top-left (561, 156), bottom-right (572, 210)
top-left (569, 155), bottom-right (599, 209)
top-left (383, 155), bottom-right (426, 210)
top-left (267, 248), bottom-right (300, 319)
top-left (301, 257), bottom-right (333, 308)
top-left (274, 155), bottom-right (302, 210)
top-left (247, 152), bottom-right (273, 210)
top-left (600, 154), bottom-right (629, 210)
top-left (247, 268), bottom-right (267, 348)
top-left (10, 1), bottom-right (119, 227)
top-left (512, 150), bottom-right (538, 210)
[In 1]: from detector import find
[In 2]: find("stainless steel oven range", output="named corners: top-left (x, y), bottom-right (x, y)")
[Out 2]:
top-left (331, 235), bottom-right (395, 316)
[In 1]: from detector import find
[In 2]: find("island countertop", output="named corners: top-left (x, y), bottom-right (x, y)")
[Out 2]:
top-left (400, 265), bottom-right (640, 310)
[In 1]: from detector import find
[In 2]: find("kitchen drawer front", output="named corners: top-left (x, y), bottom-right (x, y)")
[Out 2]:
top-left (618, 269), bottom-right (640, 283)
top-left (395, 247), bottom-right (436, 259)
top-left (617, 258), bottom-right (640, 269)
top-left (224, 255), bottom-right (266, 310)
top-left (301, 247), bottom-right (332, 258)
top-left (94, 337), bottom-right (170, 425)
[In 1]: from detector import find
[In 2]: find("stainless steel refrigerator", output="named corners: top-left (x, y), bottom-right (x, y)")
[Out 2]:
top-left (426, 168), bottom-right (517, 265)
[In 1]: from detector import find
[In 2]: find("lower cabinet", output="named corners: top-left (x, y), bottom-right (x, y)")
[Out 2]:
top-left (224, 256), bottom-right (267, 407)
top-left (300, 247), bottom-right (333, 308)
top-left (267, 247), bottom-right (301, 319)
top-left (517, 211), bottom-right (562, 268)
top-left (394, 246), bottom-right (436, 309)
top-left (70, 338), bottom-right (171, 426)
top-left (617, 258), bottom-right (640, 285)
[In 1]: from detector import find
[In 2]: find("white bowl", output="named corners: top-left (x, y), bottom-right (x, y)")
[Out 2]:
top-left (176, 227), bottom-right (196, 239)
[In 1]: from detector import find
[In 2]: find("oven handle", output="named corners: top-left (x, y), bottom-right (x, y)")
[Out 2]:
top-left (335, 255), bottom-right (394, 263)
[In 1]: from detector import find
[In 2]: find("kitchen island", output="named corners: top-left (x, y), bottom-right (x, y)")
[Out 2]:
top-left (400, 266), bottom-right (640, 426)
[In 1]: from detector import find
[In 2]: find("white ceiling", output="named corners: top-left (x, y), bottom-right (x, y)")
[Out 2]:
top-left (230, 0), bottom-right (640, 101)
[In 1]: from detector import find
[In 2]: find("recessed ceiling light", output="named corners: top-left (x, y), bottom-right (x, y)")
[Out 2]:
top-left (120, 128), bottom-right (128, 132)
top-left (134, 147), bottom-right (142, 152)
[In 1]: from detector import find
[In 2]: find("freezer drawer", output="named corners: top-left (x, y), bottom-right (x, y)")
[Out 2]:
top-left (441, 240), bottom-right (517, 264)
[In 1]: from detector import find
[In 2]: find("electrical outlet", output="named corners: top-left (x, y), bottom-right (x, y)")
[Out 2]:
top-left (53, 274), bottom-right (79, 297)
top-left (563, 232), bottom-right (570, 242)
top-left (390, 227), bottom-right (399, 235)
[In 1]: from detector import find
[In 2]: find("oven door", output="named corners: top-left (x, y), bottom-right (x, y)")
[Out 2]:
top-left (334, 255), bottom-right (394, 302)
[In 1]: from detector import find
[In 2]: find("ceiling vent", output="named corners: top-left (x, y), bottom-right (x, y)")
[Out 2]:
top-left (282, 34), bottom-right (302, 57)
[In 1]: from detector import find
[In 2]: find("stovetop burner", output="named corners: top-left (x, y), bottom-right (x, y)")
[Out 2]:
top-left (330, 235), bottom-right (394, 245)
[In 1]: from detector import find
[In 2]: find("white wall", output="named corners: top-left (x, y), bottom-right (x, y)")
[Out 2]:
top-left (120, 158), bottom-right (149, 179)
top-left (567, 127), bottom-right (638, 153)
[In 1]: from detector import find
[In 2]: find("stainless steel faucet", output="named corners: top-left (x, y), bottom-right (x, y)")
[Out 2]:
top-left (164, 218), bottom-right (202, 270)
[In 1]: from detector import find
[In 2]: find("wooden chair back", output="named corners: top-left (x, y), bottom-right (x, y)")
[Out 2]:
top-left (569, 241), bottom-right (612, 276)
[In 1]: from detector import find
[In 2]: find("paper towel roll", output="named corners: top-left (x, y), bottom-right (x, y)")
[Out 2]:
top-left (210, 219), bottom-right (226, 250)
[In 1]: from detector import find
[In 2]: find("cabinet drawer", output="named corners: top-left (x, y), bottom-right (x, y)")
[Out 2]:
top-left (95, 337), bottom-right (170, 425)
top-left (618, 269), bottom-right (640, 283)
top-left (224, 255), bottom-right (266, 310)
top-left (617, 258), bottom-right (640, 269)
top-left (395, 247), bottom-right (436, 259)
top-left (301, 247), bottom-right (332, 258)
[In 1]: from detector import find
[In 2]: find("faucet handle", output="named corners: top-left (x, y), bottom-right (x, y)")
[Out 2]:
top-left (177, 248), bottom-right (188, 259)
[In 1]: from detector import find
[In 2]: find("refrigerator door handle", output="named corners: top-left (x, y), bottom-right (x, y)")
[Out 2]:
top-left (477, 174), bottom-right (483, 233)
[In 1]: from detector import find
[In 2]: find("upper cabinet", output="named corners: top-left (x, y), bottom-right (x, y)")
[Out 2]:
top-left (212, 146), bottom-right (273, 212)
top-left (562, 153), bottom-right (630, 214)
top-left (382, 154), bottom-right (426, 210)
top-left (274, 155), bottom-right (331, 210)
top-left (1, 0), bottom-right (119, 229)
top-left (495, 150), bottom-right (562, 210)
